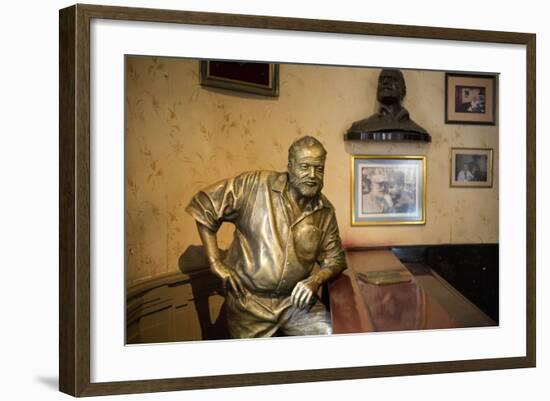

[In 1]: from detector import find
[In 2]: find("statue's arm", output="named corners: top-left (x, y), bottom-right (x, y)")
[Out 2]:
top-left (196, 222), bottom-right (223, 271)
top-left (310, 261), bottom-right (346, 287)
top-left (186, 173), bottom-right (255, 299)
top-left (186, 172), bottom-right (259, 299)
top-left (314, 212), bottom-right (347, 281)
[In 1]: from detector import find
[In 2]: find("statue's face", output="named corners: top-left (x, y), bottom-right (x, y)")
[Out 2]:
top-left (377, 69), bottom-right (405, 104)
top-left (288, 145), bottom-right (326, 198)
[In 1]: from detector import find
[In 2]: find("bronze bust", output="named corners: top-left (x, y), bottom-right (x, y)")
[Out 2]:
top-left (346, 69), bottom-right (431, 142)
top-left (186, 136), bottom-right (347, 338)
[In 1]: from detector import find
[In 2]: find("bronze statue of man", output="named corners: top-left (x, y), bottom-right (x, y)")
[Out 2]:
top-left (347, 69), bottom-right (430, 140)
top-left (186, 136), bottom-right (347, 338)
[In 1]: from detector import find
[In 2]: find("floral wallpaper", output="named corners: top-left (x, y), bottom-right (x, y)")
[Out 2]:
top-left (125, 56), bottom-right (499, 286)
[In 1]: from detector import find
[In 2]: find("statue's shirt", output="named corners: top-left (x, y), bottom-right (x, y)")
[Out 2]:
top-left (186, 171), bottom-right (346, 295)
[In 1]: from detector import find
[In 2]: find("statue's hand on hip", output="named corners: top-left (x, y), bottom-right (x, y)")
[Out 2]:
top-left (211, 260), bottom-right (247, 300)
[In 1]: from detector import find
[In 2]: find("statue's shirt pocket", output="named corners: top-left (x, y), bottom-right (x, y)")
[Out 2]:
top-left (293, 223), bottom-right (322, 263)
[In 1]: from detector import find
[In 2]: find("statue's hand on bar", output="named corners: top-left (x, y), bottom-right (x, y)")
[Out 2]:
top-left (291, 276), bottom-right (321, 309)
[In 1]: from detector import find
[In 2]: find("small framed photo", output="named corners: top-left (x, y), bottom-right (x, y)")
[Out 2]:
top-left (199, 60), bottom-right (279, 97)
top-left (451, 148), bottom-right (494, 188)
top-left (445, 73), bottom-right (497, 125)
top-left (351, 156), bottom-right (426, 226)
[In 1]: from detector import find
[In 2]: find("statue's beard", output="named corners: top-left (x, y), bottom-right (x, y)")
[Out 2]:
top-left (289, 175), bottom-right (323, 198)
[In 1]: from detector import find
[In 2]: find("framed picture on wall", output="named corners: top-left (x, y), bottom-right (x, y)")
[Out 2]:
top-left (59, 4), bottom-right (535, 397)
top-left (351, 156), bottom-right (426, 225)
top-left (199, 60), bottom-right (279, 97)
top-left (445, 73), bottom-right (497, 125)
top-left (450, 148), bottom-right (494, 188)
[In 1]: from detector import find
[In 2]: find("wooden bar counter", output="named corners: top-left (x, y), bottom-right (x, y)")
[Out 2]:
top-left (329, 250), bottom-right (495, 334)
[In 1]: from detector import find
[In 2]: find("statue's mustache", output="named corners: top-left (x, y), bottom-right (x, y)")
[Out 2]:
top-left (298, 179), bottom-right (321, 186)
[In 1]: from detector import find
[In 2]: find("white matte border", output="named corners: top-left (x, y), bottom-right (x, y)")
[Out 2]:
top-left (90, 19), bottom-right (526, 383)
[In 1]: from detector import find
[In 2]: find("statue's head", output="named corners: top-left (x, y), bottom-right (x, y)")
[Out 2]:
top-left (287, 136), bottom-right (327, 198)
top-left (377, 69), bottom-right (406, 105)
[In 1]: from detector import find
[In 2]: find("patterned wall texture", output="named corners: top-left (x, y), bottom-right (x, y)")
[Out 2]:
top-left (125, 56), bottom-right (499, 286)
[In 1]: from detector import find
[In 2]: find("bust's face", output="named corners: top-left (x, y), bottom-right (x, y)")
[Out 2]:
top-left (377, 69), bottom-right (405, 105)
top-left (288, 145), bottom-right (326, 198)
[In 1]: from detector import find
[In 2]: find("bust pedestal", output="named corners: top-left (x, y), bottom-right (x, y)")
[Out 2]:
top-left (344, 130), bottom-right (431, 142)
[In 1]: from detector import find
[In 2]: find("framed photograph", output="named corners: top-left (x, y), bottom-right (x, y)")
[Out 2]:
top-left (451, 148), bottom-right (494, 188)
top-left (199, 60), bottom-right (279, 97)
top-left (445, 73), bottom-right (497, 125)
top-left (351, 156), bottom-right (426, 225)
top-left (59, 4), bottom-right (535, 397)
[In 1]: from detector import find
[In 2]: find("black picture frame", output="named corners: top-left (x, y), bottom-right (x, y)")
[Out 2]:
top-left (445, 73), bottom-right (498, 125)
top-left (199, 60), bottom-right (279, 97)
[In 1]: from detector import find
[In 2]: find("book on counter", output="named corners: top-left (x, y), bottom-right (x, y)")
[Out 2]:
top-left (357, 269), bottom-right (413, 286)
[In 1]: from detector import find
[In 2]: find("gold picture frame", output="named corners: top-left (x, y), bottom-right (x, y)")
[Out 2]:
top-left (351, 155), bottom-right (426, 226)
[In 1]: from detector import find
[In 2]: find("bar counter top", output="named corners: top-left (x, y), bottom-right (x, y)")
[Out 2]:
top-left (329, 250), bottom-right (495, 334)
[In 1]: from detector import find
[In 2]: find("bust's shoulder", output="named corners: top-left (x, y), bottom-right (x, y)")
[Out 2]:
top-left (349, 113), bottom-right (380, 129)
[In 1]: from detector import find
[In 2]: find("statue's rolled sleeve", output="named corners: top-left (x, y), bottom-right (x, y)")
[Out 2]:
top-left (186, 191), bottom-right (223, 231)
top-left (186, 172), bottom-right (253, 232)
